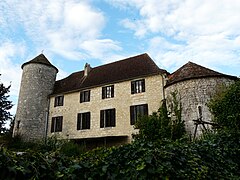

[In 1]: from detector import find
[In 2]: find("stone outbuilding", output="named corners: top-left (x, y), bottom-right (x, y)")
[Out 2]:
top-left (164, 62), bottom-right (237, 136)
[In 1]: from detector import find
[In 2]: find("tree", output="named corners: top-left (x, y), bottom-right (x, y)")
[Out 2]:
top-left (208, 80), bottom-right (240, 131)
top-left (0, 74), bottom-right (13, 133)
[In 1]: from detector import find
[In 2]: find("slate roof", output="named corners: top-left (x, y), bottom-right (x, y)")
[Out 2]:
top-left (52, 53), bottom-right (166, 95)
top-left (22, 54), bottom-right (58, 72)
top-left (166, 61), bottom-right (237, 87)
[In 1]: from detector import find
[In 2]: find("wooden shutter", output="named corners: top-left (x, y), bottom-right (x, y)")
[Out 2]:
top-left (131, 81), bottom-right (135, 94)
top-left (54, 97), bottom-right (57, 107)
top-left (142, 79), bottom-right (145, 92)
top-left (102, 87), bottom-right (105, 99)
top-left (88, 90), bottom-right (90, 102)
top-left (111, 85), bottom-right (114, 98)
top-left (111, 109), bottom-right (116, 127)
top-left (77, 113), bottom-right (81, 130)
top-left (51, 118), bottom-right (55, 132)
top-left (59, 116), bottom-right (63, 131)
top-left (130, 106), bottom-right (135, 125)
top-left (80, 92), bottom-right (83, 103)
top-left (143, 104), bottom-right (148, 115)
top-left (100, 110), bottom-right (104, 128)
top-left (86, 112), bottom-right (90, 129)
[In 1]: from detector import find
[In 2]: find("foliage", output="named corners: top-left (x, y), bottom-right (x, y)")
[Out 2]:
top-left (208, 80), bottom-right (240, 131)
top-left (0, 74), bottom-right (13, 133)
top-left (0, 131), bottom-right (240, 179)
top-left (134, 91), bottom-right (186, 142)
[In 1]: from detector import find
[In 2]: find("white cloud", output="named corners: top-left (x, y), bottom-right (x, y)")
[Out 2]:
top-left (0, 0), bottom-right (122, 62)
top-left (80, 39), bottom-right (122, 61)
top-left (0, 41), bottom-right (25, 97)
top-left (109, 0), bottom-right (240, 75)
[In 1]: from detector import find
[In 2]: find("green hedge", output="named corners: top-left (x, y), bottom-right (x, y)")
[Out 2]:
top-left (1, 131), bottom-right (240, 179)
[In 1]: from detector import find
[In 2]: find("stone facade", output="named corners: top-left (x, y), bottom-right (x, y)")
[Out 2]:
top-left (164, 77), bottom-right (235, 136)
top-left (13, 63), bottom-right (57, 141)
top-left (48, 74), bottom-right (164, 143)
top-left (13, 53), bottom-right (237, 144)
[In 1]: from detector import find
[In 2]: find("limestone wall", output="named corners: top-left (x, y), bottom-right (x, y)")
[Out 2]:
top-left (164, 77), bottom-right (235, 136)
top-left (13, 63), bottom-right (57, 141)
top-left (48, 74), bottom-right (164, 143)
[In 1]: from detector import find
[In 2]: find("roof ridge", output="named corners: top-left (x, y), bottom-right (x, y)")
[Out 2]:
top-left (91, 53), bottom-right (149, 69)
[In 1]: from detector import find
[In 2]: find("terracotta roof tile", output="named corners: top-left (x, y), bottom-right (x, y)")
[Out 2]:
top-left (166, 61), bottom-right (237, 86)
top-left (53, 53), bottom-right (166, 95)
top-left (22, 54), bottom-right (58, 72)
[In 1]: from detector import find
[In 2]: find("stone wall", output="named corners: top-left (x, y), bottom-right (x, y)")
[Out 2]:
top-left (48, 74), bottom-right (164, 143)
top-left (13, 63), bottom-right (57, 141)
top-left (164, 77), bottom-right (235, 136)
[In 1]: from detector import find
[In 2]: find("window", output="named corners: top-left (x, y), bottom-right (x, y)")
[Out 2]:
top-left (131, 79), bottom-right (145, 94)
top-left (54, 95), bottom-right (64, 107)
top-left (102, 85), bottom-right (114, 99)
top-left (51, 116), bottom-right (63, 132)
top-left (77, 112), bottom-right (90, 130)
top-left (80, 90), bottom-right (90, 103)
top-left (198, 106), bottom-right (202, 118)
top-left (100, 108), bottom-right (116, 128)
top-left (17, 121), bottom-right (20, 129)
top-left (130, 104), bottom-right (148, 125)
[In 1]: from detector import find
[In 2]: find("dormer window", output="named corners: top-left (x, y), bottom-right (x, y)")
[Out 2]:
top-left (54, 95), bottom-right (64, 107)
top-left (102, 85), bottom-right (114, 99)
top-left (131, 79), bottom-right (145, 94)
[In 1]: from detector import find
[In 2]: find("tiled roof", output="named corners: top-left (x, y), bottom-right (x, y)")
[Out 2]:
top-left (53, 53), bottom-right (166, 95)
top-left (166, 61), bottom-right (237, 86)
top-left (22, 54), bottom-right (58, 72)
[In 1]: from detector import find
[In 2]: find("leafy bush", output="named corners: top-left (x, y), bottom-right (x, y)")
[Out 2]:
top-left (135, 92), bottom-right (186, 142)
top-left (1, 131), bottom-right (240, 179)
top-left (208, 80), bottom-right (240, 131)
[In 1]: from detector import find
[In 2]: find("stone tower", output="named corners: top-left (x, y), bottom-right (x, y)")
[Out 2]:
top-left (13, 54), bottom-right (58, 141)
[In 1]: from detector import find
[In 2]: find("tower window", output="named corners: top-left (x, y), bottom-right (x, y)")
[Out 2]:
top-left (80, 90), bottom-right (90, 103)
top-left (17, 121), bottom-right (20, 129)
top-left (51, 116), bottom-right (63, 132)
top-left (100, 108), bottom-right (116, 128)
top-left (131, 79), bottom-right (145, 94)
top-left (54, 95), bottom-right (64, 107)
top-left (130, 104), bottom-right (148, 125)
top-left (102, 85), bottom-right (114, 99)
top-left (77, 112), bottom-right (90, 130)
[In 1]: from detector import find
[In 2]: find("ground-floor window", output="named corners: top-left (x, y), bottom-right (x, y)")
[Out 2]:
top-left (77, 112), bottom-right (91, 130)
top-left (100, 108), bottom-right (116, 128)
top-left (130, 104), bottom-right (148, 125)
top-left (51, 116), bottom-right (63, 132)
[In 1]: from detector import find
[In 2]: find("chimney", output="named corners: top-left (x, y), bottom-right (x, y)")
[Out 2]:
top-left (84, 63), bottom-right (91, 76)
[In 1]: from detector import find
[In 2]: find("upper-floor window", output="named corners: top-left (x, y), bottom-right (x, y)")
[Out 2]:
top-left (51, 116), bottom-right (63, 132)
top-left (100, 108), bottom-right (116, 128)
top-left (77, 112), bottom-right (90, 130)
top-left (102, 85), bottom-right (114, 99)
top-left (130, 104), bottom-right (148, 125)
top-left (80, 90), bottom-right (90, 103)
top-left (131, 79), bottom-right (145, 94)
top-left (54, 95), bottom-right (64, 107)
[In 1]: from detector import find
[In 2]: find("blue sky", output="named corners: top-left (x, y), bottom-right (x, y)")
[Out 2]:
top-left (0, 0), bottom-right (240, 115)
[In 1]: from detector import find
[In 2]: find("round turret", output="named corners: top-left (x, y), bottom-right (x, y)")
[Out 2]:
top-left (13, 54), bottom-right (58, 141)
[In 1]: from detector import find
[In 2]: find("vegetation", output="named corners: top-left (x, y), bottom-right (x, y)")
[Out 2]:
top-left (0, 74), bottom-right (13, 134)
top-left (134, 91), bottom-right (186, 142)
top-left (0, 80), bottom-right (240, 179)
top-left (208, 79), bottom-right (240, 131)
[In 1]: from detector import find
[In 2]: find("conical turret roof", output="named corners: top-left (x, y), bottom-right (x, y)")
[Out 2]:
top-left (22, 54), bottom-right (58, 72)
top-left (166, 61), bottom-right (237, 86)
